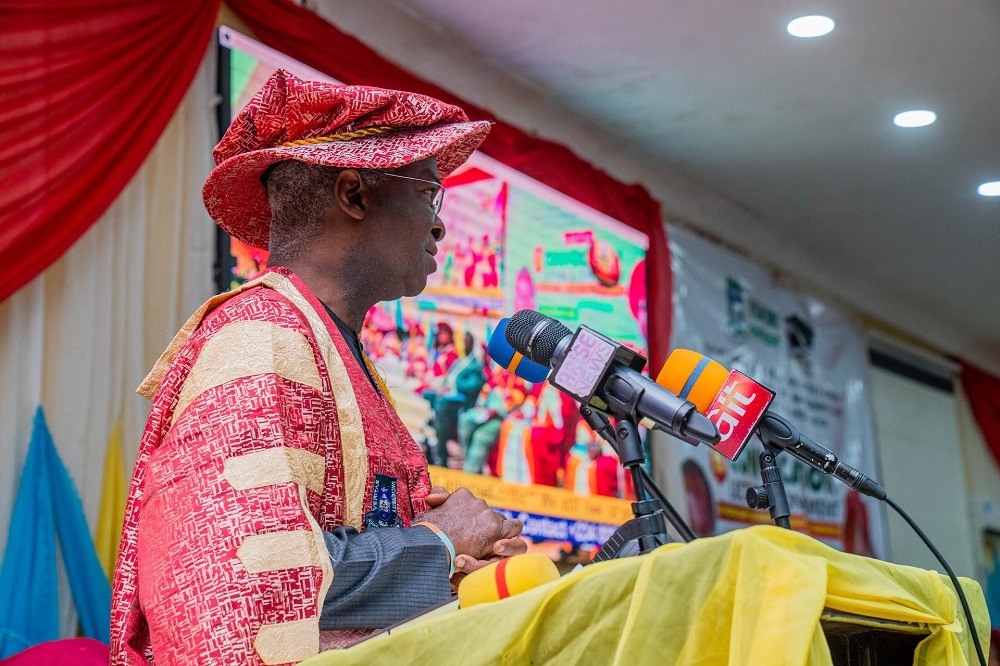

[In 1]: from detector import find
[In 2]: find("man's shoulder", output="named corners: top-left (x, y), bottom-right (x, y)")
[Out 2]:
top-left (197, 284), bottom-right (316, 340)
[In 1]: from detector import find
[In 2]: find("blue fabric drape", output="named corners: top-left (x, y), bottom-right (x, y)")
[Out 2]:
top-left (0, 407), bottom-right (111, 659)
top-left (46, 420), bottom-right (112, 644)
top-left (0, 408), bottom-right (59, 657)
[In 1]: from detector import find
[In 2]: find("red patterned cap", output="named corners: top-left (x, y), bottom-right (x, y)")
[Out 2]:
top-left (203, 69), bottom-right (491, 248)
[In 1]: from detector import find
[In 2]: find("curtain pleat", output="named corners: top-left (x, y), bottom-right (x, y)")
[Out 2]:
top-left (959, 360), bottom-right (1000, 473)
top-left (0, 0), bottom-right (221, 303)
top-left (0, 45), bottom-right (217, 639)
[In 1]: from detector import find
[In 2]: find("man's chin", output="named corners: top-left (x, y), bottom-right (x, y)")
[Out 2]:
top-left (401, 277), bottom-right (430, 299)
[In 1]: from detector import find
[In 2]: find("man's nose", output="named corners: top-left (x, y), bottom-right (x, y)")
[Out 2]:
top-left (431, 215), bottom-right (446, 241)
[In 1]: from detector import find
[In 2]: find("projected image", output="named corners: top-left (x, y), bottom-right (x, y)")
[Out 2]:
top-left (224, 45), bottom-right (274, 289)
top-left (369, 152), bottom-right (648, 563)
top-left (363, 153), bottom-right (649, 486)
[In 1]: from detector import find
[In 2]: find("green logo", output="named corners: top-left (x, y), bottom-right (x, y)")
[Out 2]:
top-left (725, 277), bottom-right (779, 347)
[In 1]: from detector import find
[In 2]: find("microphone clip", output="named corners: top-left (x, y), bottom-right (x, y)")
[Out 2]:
top-left (549, 325), bottom-right (645, 409)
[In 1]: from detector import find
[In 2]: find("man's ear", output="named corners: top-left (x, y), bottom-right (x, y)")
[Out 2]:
top-left (334, 169), bottom-right (367, 220)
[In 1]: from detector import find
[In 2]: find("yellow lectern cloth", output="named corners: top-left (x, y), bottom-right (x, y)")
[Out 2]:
top-left (300, 525), bottom-right (988, 666)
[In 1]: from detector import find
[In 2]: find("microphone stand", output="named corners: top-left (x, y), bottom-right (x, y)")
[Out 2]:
top-left (745, 442), bottom-right (792, 529)
top-left (581, 406), bottom-right (693, 561)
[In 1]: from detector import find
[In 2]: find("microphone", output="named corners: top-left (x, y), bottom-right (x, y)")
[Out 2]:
top-left (657, 349), bottom-right (775, 460)
top-left (486, 318), bottom-right (550, 383)
top-left (457, 553), bottom-right (560, 608)
top-left (503, 310), bottom-right (719, 444)
top-left (491, 322), bottom-right (701, 545)
top-left (659, 350), bottom-right (886, 500)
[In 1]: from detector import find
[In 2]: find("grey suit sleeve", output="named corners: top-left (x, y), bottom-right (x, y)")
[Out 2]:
top-left (319, 525), bottom-right (453, 630)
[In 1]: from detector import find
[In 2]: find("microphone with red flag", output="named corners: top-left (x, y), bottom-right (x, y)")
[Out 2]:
top-left (657, 350), bottom-right (886, 500)
top-left (656, 350), bottom-right (775, 461)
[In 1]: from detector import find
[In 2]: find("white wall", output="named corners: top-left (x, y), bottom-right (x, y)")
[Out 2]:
top-left (868, 366), bottom-right (977, 577)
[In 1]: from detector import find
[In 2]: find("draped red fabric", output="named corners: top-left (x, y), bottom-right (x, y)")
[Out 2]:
top-left (0, 1), bottom-right (221, 304)
top-left (959, 360), bottom-right (1000, 473)
top-left (226, 0), bottom-right (672, 367)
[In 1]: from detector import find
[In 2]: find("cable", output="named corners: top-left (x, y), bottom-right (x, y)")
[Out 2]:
top-left (883, 496), bottom-right (986, 666)
top-left (637, 466), bottom-right (698, 543)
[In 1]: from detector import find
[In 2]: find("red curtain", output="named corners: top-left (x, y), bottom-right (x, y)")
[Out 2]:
top-left (226, 0), bottom-right (672, 367)
top-left (0, 1), bottom-right (221, 304)
top-left (959, 360), bottom-right (1000, 472)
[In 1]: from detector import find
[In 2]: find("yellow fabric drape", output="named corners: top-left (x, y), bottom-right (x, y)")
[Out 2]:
top-left (301, 526), bottom-right (988, 666)
top-left (95, 422), bottom-right (126, 581)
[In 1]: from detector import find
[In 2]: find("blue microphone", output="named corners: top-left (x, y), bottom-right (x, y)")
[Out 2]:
top-left (487, 318), bottom-right (550, 383)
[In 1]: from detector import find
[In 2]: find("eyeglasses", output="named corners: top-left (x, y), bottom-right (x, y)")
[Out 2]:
top-left (375, 172), bottom-right (446, 214)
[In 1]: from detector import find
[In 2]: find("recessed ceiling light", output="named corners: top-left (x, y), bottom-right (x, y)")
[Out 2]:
top-left (977, 181), bottom-right (1000, 197)
top-left (893, 110), bottom-right (937, 128)
top-left (787, 15), bottom-right (835, 38)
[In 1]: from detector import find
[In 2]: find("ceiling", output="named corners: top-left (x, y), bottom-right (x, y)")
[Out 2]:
top-left (313, 0), bottom-right (1000, 374)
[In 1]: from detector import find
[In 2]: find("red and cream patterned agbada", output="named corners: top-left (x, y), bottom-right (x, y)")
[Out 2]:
top-left (112, 269), bottom-right (431, 665)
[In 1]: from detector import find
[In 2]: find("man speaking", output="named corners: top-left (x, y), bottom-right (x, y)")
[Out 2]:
top-left (111, 70), bottom-right (526, 666)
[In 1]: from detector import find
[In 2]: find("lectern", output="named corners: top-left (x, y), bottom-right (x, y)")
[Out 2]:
top-left (301, 526), bottom-right (988, 666)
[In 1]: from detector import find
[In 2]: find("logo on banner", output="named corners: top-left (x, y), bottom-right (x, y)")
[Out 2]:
top-left (784, 313), bottom-right (815, 376)
top-left (726, 278), bottom-right (748, 338)
top-left (724, 277), bottom-right (780, 347)
top-left (705, 370), bottom-right (776, 460)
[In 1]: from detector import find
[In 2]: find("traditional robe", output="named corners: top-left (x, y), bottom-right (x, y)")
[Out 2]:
top-left (110, 268), bottom-right (432, 665)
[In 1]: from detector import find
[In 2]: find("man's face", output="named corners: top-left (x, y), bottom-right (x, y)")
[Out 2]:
top-left (363, 157), bottom-right (446, 300)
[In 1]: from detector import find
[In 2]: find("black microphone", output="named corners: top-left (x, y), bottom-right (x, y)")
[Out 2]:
top-left (756, 412), bottom-right (886, 500)
top-left (504, 310), bottom-right (720, 444)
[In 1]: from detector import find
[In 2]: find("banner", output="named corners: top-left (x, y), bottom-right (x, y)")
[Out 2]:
top-left (668, 226), bottom-right (887, 557)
